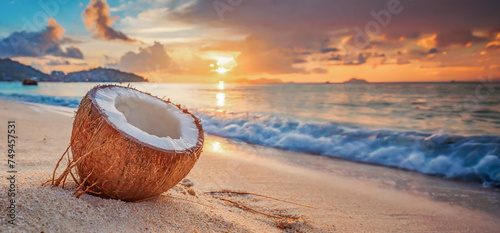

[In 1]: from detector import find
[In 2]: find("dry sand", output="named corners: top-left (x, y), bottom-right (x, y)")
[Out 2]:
top-left (1, 99), bottom-right (500, 232)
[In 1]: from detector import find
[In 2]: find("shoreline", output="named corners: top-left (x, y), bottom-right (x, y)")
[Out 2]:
top-left (1, 99), bottom-right (500, 232)
top-left (208, 134), bottom-right (500, 218)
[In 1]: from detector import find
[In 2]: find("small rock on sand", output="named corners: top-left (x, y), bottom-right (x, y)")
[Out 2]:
top-left (181, 178), bottom-right (194, 187)
top-left (276, 220), bottom-right (303, 231)
top-left (188, 188), bottom-right (196, 196)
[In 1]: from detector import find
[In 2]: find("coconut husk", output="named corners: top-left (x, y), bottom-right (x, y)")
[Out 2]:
top-left (52, 85), bottom-right (204, 202)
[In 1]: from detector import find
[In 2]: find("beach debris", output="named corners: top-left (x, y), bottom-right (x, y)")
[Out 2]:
top-left (206, 190), bottom-right (313, 221)
top-left (48, 85), bottom-right (204, 202)
top-left (187, 188), bottom-right (196, 196)
top-left (205, 191), bottom-right (317, 209)
top-left (181, 178), bottom-right (194, 187)
top-left (215, 197), bottom-right (309, 221)
top-left (275, 219), bottom-right (304, 230)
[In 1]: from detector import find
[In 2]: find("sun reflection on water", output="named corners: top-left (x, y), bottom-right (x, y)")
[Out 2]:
top-left (216, 92), bottom-right (225, 106)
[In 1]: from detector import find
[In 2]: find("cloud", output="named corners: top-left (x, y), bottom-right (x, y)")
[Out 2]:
top-left (231, 35), bottom-right (307, 75)
top-left (83, 0), bottom-right (135, 42)
top-left (326, 54), bottom-right (342, 61)
top-left (171, 0), bottom-right (500, 42)
top-left (396, 58), bottom-right (411, 65)
top-left (46, 59), bottom-right (70, 66)
top-left (166, 0), bottom-right (500, 73)
top-left (344, 53), bottom-right (368, 65)
top-left (435, 30), bottom-right (489, 48)
top-left (486, 44), bottom-right (500, 50)
top-left (293, 58), bottom-right (307, 64)
top-left (199, 40), bottom-right (242, 51)
top-left (0, 18), bottom-right (83, 59)
top-left (320, 48), bottom-right (339, 53)
top-left (65, 46), bottom-right (84, 59)
top-left (312, 67), bottom-right (328, 74)
top-left (117, 42), bottom-right (173, 72)
top-left (45, 58), bottom-right (88, 66)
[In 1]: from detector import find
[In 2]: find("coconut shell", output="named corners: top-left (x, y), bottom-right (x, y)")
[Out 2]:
top-left (70, 85), bottom-right (204, 202)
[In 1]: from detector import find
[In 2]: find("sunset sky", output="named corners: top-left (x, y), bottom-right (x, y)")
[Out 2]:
top-left (1, 0), bottom-right (500, 83)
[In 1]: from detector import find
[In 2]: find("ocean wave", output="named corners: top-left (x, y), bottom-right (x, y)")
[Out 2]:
top-left (2, 92), bottom-right (499, 186)
top-left (198, 111), bottom-right (500, 187)
top-left (0, 92), bottom-right (81, 108)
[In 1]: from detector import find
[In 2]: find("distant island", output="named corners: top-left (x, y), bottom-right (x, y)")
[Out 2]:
top-left (343, 77), bottom-right (369, 84)
top-left (0, 58), bottom-right (147, 82)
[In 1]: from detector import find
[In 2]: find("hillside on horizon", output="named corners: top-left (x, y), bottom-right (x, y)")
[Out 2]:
top-left (0, 58), bottom-right (147, 82)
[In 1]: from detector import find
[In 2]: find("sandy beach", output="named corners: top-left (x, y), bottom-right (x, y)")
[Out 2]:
top-left (1, 98), bottom-right (500, 232)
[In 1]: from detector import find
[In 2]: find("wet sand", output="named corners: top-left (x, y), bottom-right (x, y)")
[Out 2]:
top-left (0, 99), bottom-right (499, 232)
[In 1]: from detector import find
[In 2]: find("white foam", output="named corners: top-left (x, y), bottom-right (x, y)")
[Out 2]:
top-left (94, 86), bottom-right (199, 151)
top-left (197, 110), bottom-right (500, 186)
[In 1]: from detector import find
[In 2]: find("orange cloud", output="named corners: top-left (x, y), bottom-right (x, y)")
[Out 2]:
top-left (46, 18), bottom-right (64, 41)
top-left (82, 0), bottom-right (135, 42)
top-left (231, 35), bottom-right (307, 75)
top-left (435, 30), bottom-right (489, 48)
top-left (417, 34), bottom-right (437, 49)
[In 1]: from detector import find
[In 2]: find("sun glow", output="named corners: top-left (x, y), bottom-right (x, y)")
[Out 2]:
top-left (212, 141), bottom-right (222, 152)
top-left (216, 67), bottom-right (228, 74)
top-left (218, 81), bottom-right (224, 90)
top-left (211, 56), bottom-right (236, 75)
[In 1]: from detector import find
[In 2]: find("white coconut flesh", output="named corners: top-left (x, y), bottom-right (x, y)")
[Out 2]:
top-left (94, 86), bottom-right (200, 151)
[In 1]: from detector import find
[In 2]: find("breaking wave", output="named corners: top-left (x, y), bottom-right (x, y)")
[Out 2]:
top-left (198, 111), bottom-right (500, 187)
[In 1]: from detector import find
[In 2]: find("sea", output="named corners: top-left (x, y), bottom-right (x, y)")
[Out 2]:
top-left (1, 81), bottom-right (499, 187)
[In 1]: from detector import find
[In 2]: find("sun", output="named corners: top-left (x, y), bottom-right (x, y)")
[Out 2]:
top-left (211, 56), bottom-right (237, 75)
top-left (216, 67), bottom-right (228, 74)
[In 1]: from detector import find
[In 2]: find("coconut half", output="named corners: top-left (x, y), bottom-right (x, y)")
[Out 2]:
top-left (70, 85), bottom-right (204, 202)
